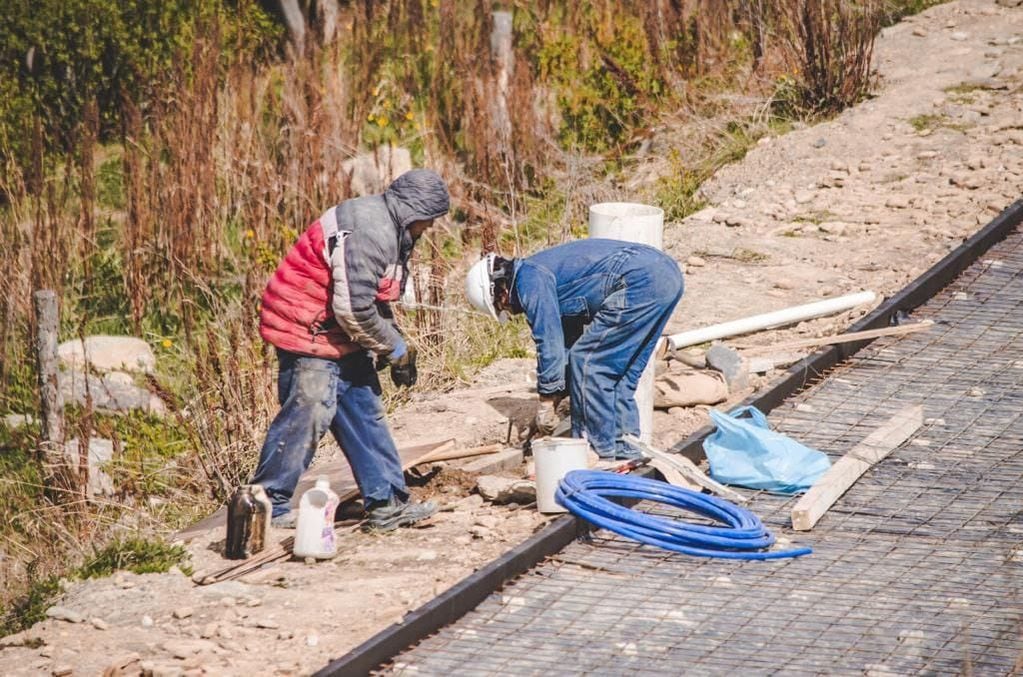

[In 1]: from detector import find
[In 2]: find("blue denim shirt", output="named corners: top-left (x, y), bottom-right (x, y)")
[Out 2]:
top-left (511, 238), bottom-right (660, 395)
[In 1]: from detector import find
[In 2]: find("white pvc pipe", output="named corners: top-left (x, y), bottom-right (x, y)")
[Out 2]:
top-left (667, 290), bottom-right (877, 350)
top-left (589, 202), bottom-right (665, 443)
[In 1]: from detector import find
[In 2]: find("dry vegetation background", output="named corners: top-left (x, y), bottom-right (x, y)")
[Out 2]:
top-left (0, 0), bottom-right (939, 631)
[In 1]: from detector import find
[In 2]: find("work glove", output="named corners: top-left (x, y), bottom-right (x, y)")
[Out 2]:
top-left (390, 345), bottom-right (418, 388)
top-left (533, 394), bottom-right (563, 437)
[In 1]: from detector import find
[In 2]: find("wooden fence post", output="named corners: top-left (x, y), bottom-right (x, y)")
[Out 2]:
top-left (33, 289), bottom-right (66, 479)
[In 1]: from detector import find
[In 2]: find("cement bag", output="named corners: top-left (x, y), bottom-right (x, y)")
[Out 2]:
top-left (704, 406), bottom-right (830, 494)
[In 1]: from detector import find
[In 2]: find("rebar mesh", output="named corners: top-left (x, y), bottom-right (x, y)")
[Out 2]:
top-left (385, 229), bottom-right (1023, 675)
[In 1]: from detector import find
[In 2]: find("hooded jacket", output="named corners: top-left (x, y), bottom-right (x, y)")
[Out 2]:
top-left (259, 169), bottom-right (449, 359)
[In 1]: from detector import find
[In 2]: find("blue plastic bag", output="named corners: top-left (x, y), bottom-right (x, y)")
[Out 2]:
top-left (704, 406), bottom-right (830, 494)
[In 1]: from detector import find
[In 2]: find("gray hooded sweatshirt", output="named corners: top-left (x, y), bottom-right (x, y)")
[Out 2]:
top-left (326, 169), bottom-right (449, 356)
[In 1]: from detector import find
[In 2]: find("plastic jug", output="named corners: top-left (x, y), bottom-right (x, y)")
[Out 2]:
top-left (293, 476), bottom-right (339, 560)
top-left (533, 437), bottom-right (590, 513)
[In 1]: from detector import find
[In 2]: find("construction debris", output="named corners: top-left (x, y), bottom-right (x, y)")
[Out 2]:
top-left (623, 435), bottom-right (748, 504)
top-left (706, 345), bottom-right (750, 391)
top-left (654, 370), bottom-right (727, 409)
top-left (791, 405), bottom-right (923, 531)
top-left (735, 321), bottom-right (934, 356)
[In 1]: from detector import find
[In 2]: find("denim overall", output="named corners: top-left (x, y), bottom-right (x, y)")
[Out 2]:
top-left (512, 239), bottom-right (684, 458)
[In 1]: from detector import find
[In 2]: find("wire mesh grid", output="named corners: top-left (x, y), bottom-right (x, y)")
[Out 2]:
top-left (384, 229), bottom-right (1023, 675)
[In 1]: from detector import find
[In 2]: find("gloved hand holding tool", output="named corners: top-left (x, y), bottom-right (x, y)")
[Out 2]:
top-left (389, 344), bottom-right (418, 387)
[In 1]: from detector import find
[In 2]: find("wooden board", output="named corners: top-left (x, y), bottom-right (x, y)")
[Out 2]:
top-left (791, 405), bottom-right (923, 531)
top-left (176, 438), bottom-right (455, 540)
top-left (735, 321), bottom-right (933, 356)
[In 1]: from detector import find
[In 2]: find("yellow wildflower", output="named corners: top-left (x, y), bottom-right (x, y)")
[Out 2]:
top-left (372, 86), bottom-right (380, 97)
top-left (244, 229), bottom-right (255, 239)
top-left (405, 111), bottom-right (414, 121)
top-left (377, 117), bottom-right (388, 127)
top-left (162, 339), bottom-right (173, 349)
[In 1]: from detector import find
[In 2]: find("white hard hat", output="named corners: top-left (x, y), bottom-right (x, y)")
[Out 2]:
top-left (465, 253), bottom-right (500, 320)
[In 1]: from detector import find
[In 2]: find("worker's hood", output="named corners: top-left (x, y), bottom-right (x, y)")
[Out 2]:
top-left (383, 169), bottom-right (450, 230)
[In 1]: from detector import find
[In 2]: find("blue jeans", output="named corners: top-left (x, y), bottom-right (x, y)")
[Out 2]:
top-left (567, 252), bottom-right (684, 458)
top-left (251, 349), bottom-right (407, 517)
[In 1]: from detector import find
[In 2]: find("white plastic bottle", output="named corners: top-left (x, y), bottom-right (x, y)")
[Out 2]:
top-left (292, 476), bottom-right (339, 560)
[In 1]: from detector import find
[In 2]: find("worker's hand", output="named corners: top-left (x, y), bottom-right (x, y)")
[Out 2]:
top-left (533, 394), bottom-right (563, 437)
top-left (390, 345), bottom-right (418, 388)
top-left (374, 352), bottom-right (391, 372)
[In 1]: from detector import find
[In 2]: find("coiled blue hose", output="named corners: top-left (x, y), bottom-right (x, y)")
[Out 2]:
top-left (555, 470), bottom-right (811, 560)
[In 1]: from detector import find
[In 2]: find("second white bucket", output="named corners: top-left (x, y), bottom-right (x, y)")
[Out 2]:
top-left (588, 202), bottom-right (665, 443)
top-left (533, 437), bottom-right (590, 514)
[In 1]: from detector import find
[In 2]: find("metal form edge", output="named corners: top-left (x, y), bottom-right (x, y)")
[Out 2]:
top-left (317, 200), bottom-right (1023, 676)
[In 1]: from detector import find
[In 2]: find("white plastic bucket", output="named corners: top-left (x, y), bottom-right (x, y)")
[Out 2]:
top-left (533, 437), bottom-right (590, 514)
top-left (588, 202), bottom-right (665, 443)
top-left (588, 202), bottom-right (664, 250)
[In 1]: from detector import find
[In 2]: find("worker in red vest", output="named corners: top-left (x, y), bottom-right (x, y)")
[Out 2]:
top-left (254, 169), bottom-right (449, 531)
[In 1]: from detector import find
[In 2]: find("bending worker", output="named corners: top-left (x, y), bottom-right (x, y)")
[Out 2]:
top-left (253, 169), bottom-right (449, 531)
top-left (465, 239), bottom-right (683, 460)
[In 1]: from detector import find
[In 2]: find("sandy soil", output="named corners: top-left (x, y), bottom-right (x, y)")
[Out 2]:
top-left (1, 1), bottom-right (1021, 674)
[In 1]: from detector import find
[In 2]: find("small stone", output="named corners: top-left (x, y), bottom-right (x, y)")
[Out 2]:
top-left (706, 344), bottom-right (749, 392)
top-left (812, 138), bottom-right (826, 148)
top-left (142, 615), bottom-right (154, 628)
top-left (172, 607), bottom-right (194, 620)
top-left (686, 255), bottom-right (706, 267)
top-left (473, 514), bottom-right (500, 529)
top-left (885, 195), bottom-right (910, 209)
top-left (912, 27), bottom-right (927, 37)
top-left (306, 634), bottom-right (319, 647)
top-left (89, 617), bottom-right (108, 630)
top-left (45, 606), bottom-right (84, 624)
top-left (469, 525), bottom-right (494, 540)
top-left (476, 475), bottom-right (536, 505)
top-left (277, 629), bottom-right (294, 640)
top-left (200, 622), bottom-right (218, 639)
top-left (217, 625), bottom-right (234, 640)
top-left (950, 31), bottom-right (968, 42)
top-left (829, 159), bottom-right (848, 172)
top-left (51, 666), bottom-right (73, 676)
top-left (246, 598), bottom-right (262, 607)
top-left (219, 596), bottom-right (237, 607)
top-left (794, 190), bottom-right (814, 205)
top-left (773, 278), bottom-right (796, 290)
top-left (103, 653), bottom-right (141, 674)
top-left (255, 618), bottom-right (280, 629)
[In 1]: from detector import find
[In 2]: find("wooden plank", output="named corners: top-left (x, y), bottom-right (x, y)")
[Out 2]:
top-left (791, 405), bottom-right (923, 531)
top-left (413, 443), bottom-right (503, 465)
top-left (177, 438), bottom-right (455, 540)
top-left (735, 321), bottom-right (933, 356)
top-left (623, 435), bottom-right (748, 503)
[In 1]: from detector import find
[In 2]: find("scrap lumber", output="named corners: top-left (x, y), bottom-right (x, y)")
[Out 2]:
top-left (413, 443), bottom-right (503, 466)
top-left (190, 440), bottom-right (506, 585)
top-left (177, 438), bottom-right (456, 540)
top-left (791, 405), bottom-right (923, 531)
top-left (735, 321), bottom-right (934, 356)
top-left (623, 435), bottom-right (748, 504)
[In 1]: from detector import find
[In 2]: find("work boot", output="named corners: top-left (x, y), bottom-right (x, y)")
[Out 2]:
top-left (612, 439), bottom-right (650, 462)
top-left (270, 511), bottom-right (297, 529)
top-left (363, 496), bottom-right (437, 532)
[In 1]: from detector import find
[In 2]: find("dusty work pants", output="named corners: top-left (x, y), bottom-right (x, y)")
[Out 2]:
top-left (251, 349), bottom-right (406, 517)
top-left (568, 251), bottom-right (684, 458)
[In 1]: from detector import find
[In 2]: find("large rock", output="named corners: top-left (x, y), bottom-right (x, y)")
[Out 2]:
top-left (476, 475), bottom-right (536, 505)
top-left (58, 336), bottom-right (156, 374)
top-left (64, 438), bottom-right (116, 496)
top-left (58, 371), bottom-right (167, 416)
top-left (342, 145), bottom-right (413, 197)
top-left (706, 344), bottom-right (750, 392)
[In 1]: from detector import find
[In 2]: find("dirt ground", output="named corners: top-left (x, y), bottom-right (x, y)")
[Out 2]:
top-left (2, 1), bottom-right (1021, 674)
